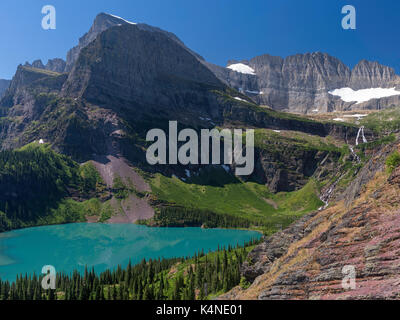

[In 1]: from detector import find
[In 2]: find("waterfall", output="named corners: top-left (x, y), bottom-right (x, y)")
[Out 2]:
top-left (361, 126), bottom-right (367, 143)
top-left (319, 185), bottom-right (333, 210)
top-left (319, 126), bottom-right (368, 211)
top-left (355, 127), bottom-right (361, 146)
top-left (319, 174), bottom-right (345, 211)
top-left (355, 126), bottom-right (367, 146)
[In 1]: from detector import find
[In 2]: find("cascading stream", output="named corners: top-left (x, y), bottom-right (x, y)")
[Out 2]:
top-left (349, 146), bottom-right (360, 163)
top-left (320, 126), bottom-right (368, 210)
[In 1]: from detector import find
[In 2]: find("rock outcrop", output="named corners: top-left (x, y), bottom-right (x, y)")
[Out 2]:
top-left (349, 60), bottom-right (399, 90)
top-left (24, 58), bottom-right (66, 73)
top-left (64, 13), bottom-right (132, 72)
top-left (0, 65), bottom-right (66, 108)
top-left (0, 79), bottom-right (10, 98)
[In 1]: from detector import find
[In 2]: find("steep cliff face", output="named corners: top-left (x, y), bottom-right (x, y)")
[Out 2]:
top-left (64, 13), bottom-right (201, 73)
top-left (221, 140), bottom-right (400, 300)
top-left (211, 53), bottom-right (400, 114)
top-left (0, 66), bottom-right (71, 152)
top-left (64, 13), bottom-right (130, 72)
top-left (251, 141), bottom-right (340, 193)
top-left (349, 60), bottom-right (399, 90)
top-left (0, 79), bottom-right (10, 98)
top-left (62, 23), bottom-right (226, 126)
top-left (0, 65), bottom-right (66, 109)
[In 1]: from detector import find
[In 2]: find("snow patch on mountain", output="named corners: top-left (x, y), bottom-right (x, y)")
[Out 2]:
top-left (234, 97), bottom-right (247, 102)
top-left (329, 87), bottom-right (400, 104)
top-left (246, 90), bottom-right (263, 95)
top-left (227, 63), bottom-right (256, 75)
top-left (107, 13), bottom-right (137, 25)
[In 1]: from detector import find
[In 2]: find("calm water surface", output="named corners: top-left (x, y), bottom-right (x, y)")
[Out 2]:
top-left (0, 223), bottom-right (261, 282)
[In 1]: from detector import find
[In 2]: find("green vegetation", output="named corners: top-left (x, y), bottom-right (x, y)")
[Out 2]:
top-left (355, 133), bottom-right (396, 152)
top-left (253, 128), bottom-right (344, 153)
top-left (79, 162), bottom-right (105, 194)
top-left (139, 206), bottom-right (253, 229)
top-left (22, 66), bottom-right (61, 77)
top-left (112, 175), bottom-right (130, 199)
top-left (7, 93), bottom-right (99, 162)
top-left (0, 241), bottom-right (258, 300)
top-left (98, 201), bottom-right (114, 222)
top-left (386, 151), bottom-right (400, 174)
top-left (150, 171), bottom-right (323, 235)
top-left (215, 88), bottom-right (320, 124)
top-left (361, 106), bottom-right (400, 134)
top-left (0, 143), bottom-right (107, 232)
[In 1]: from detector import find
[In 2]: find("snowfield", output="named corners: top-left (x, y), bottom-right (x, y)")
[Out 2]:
top-left (329, 87), bottom-right (400, 104)
top-left (227, 63), bottom-right (256, 75)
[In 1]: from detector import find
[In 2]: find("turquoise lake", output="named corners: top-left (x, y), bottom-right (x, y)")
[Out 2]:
top-left (0, 223), bottom-right (261, 282)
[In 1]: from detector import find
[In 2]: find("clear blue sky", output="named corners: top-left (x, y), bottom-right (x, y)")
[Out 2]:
top-left (0, 0), bottom-right (399, 79)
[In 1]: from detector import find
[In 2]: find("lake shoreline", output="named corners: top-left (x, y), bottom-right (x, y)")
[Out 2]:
top-left (0, 217), bottom-right (265, 236)
top-left (0, 222), bottom-right (261, 283)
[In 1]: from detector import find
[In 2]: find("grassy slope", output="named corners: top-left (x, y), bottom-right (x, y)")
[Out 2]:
top-left (361, 106), bottom-right (400, 134)
top-left (147, 128), bottom-right (349, 234)
top-left (150, 172), bottom-right (323, 234)
top-left (253, 128), bottom-right (344, 151)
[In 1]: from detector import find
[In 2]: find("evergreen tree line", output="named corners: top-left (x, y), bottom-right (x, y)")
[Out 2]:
top-left (0, 240), bottom-right (258, 300)
top-left (148, 206), bottom-right (294, 233)
top-left (149, 206), bottom-right (254, 229)
top-left (0, 145), bottom-right (101, 232)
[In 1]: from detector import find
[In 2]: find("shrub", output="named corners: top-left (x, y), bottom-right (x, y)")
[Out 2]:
top-left (386, 151), bottom-right (400, 174)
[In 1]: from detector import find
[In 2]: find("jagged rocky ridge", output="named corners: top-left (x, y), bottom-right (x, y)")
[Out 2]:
top-left (208, 53), bottom-right (400, 114)
top-left (21, 12), bottom-right (400, 116)
top-left (17, 11), bottom-right (400, 115)
top-left (24, 58), bottom-right (66, 73)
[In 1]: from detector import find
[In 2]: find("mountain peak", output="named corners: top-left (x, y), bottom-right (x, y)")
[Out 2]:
top-left (64, 13), bottom-right (137, 72)
top-left (65, 12), bottom-right (204, 73)
top-left (349, 59), bottom-right (398, 90)
top-left (62, 21), bottom-right (223, 112)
